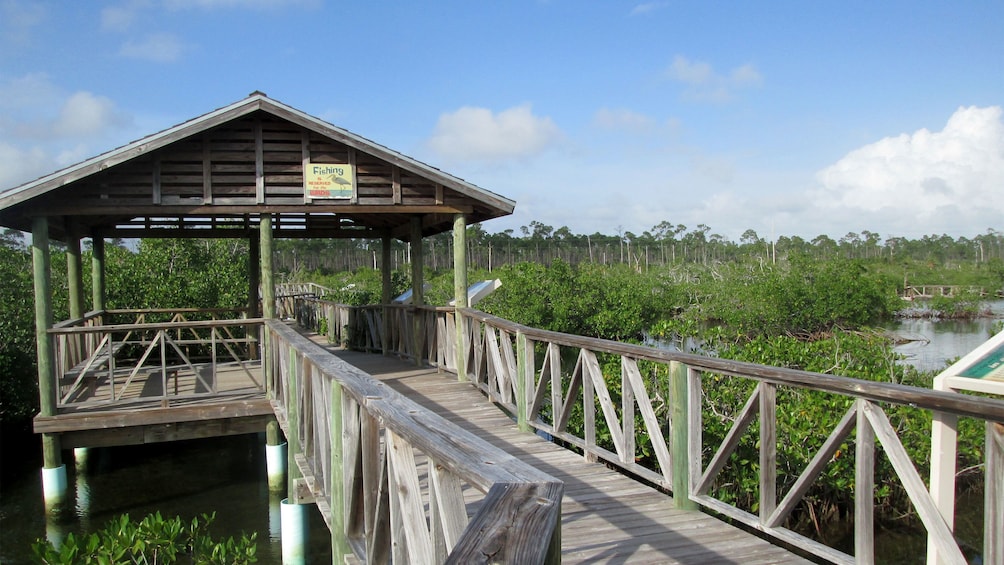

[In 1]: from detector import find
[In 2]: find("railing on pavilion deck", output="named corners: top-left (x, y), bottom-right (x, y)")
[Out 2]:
top-left (264, 319), bottom-right (563, 563)
top-left (48, 308), bottom-right (263, 408)
top-left (287, 293), bottom-right (1004, 565)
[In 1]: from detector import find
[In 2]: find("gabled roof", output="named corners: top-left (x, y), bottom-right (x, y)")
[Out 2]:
top-left (0, 92), bottom-right (514, 240)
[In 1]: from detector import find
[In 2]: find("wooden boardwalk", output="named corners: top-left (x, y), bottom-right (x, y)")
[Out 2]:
top-left (313, 341), bottom-right (812, 564)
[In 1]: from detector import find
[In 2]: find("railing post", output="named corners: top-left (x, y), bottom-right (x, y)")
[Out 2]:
top-left (287, 346), bottom-right (304, 502)
top-left (759, 382), bottom-right (777, 522)
top-left (986, 422), bottom-right (1003, 564)
top-left (670, 360), bottom-right (697, 510)
top-left (516, 331), bottom-right (530, 432)
top-left (855, 399), bottom-right (875, 564)
top-left (330, 379), bottom-right (350, 562)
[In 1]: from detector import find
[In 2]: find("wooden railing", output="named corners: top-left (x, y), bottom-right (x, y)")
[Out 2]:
top-left (453, 309), bottom-right (1004, 565)
top-left (902, 285), bottom-right (989, 299)
top-left (287, 297), bottom-right (452, 366)
top-left (275, 282), bottom-right (337, 320)
top-left (285, 295), bottom-right (1004, 564)
top-left (265, 320), bottom-right (563, 563)
top-left (49, 310), bottom-right (261, 408)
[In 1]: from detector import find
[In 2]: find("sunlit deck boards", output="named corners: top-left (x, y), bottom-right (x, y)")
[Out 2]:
top-left (309, 341), bottom-right (812, 564)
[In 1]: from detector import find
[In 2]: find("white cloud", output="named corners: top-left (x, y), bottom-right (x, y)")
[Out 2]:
top-left (812, 106), bottom-right (1004, 225)
top-left (0, 76), bottom-right (138, 190)
top-left (118, 32), bottom-right (187, 62)
top-left (629, 2), bottom-right (666, 16)
top-left (665, 55), bottom-right (763, 102)
top-left (101, 0), bottom-right (153, 32)
top-left (0, 0), bottom-right (46, 45)
top-left (426, 105), bottom-right (562, 162)
top-left (0, 73), bottom-right (61, 113)
top-left (592, 108), bottom-right (655, 133)
top-left (53, 92), bottom-right (130, 137)
top-left (0, 142), bottom-right (50, 189)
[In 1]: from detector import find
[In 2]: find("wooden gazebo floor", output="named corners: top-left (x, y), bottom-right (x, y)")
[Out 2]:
top-left (33, 363), bottom-right (271, 448)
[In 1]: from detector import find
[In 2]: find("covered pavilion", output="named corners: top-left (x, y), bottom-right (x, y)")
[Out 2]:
top-left (0, 91), bottom-right (515, 508)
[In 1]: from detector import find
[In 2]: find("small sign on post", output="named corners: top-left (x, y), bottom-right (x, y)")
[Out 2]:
top-left (305, 162), bottom-right (354, 200)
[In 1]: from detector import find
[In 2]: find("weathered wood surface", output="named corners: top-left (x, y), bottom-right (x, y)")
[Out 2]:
top-left (311, 341), bottom-right (812, 564)
top-left (0, 94), bottom-right (514, 242)
top-left (268, 321), bottom-right (562, 564)
top-left (290, 297), bottom-right (1004, 562)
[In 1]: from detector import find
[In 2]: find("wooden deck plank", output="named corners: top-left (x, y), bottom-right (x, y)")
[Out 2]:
top-left (315, 344), bottom-right (812, 564)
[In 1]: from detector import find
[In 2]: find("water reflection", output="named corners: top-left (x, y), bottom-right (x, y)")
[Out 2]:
top-left (887, 300), bottom-right (1004, 373)
top-left (0, 430), bottom-right (329, 564)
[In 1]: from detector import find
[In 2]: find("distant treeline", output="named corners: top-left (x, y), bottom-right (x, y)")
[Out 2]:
top-left (273, 222), bottom-right (1004, 274)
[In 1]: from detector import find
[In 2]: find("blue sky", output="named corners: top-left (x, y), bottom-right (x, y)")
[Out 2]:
top-left (1, 0), bottom-right (1001, 242)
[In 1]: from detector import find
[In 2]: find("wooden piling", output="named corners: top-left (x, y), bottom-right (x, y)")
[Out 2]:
top-left (411, 217), bottom-right (424, 366)
top-left (90, 234), bottom-right (105, 313)
top-left (453, 213), bottom-right (467, 380)
top-left (32, 217), bottom-right (61, 469)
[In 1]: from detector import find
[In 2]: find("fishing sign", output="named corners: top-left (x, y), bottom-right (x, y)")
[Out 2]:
top-left (305, 162), bottom-right (354, 199)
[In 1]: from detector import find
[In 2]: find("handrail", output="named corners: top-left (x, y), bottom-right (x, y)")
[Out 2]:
top-left (265, 320), bottom-right (562, 563)
top-left (49, 318), bottom-right (265, 335)
top-left (275, 282), bottom-right (337, 297)
top-left (455, 308), bottom-right (1002, 564)
top-left (460, 309), bottom-right (1004, 422)
top-left (49, 314), bottom-right (263, 408)
top-left (285, 295), bottom-right (1003, 563)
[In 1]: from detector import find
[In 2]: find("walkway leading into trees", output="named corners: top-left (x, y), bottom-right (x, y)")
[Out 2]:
top-left (303, 332), bottom-right (811, 564)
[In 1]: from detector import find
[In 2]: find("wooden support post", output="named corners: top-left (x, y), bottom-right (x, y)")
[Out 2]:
top-left (330, 379), bottom-right (350, 562)
top-left (65, 222), bottom-right (85, 376)
top-left (516, 331), bottom-right (530, 432)
top-left (260, 213), bottom-right (275, 320)
top-left (33, 217), bottom-right (62, 472)
top-left (248, 234), bottom-right (261, 319)
top-left (90, 234), bottom-right (105, 313)
top-left (670, 361), bottom-right (696, 510)
top-left (261, 213), bottom-right (275, 397)
top-left (65, 222), bottom-right (83, 320)
top-left (381, 235), bottom-right (392, 355)
top-left (453, 214), bottom-right (468, 380)
top-left (759, 382), bottom-right (777, 522)
top-left (259, 215), bottom-right (281, 448)
top-left (410, 217), bottom-right (424, 366)
top-left (985, 422), bottom-right (1003, 564)
top-left (855, 399), bottom-right (875, 564)
top-left (287, 347), bottom-right (303, 503)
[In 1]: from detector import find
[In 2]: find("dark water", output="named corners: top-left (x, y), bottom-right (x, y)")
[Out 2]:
top-left (0, 425), bottom-right (331, 564)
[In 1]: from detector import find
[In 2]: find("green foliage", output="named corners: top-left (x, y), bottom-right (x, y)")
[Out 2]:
top-left (695, 331), bottom-right (985, 526)
top-left (295, 267), bottom-right (410, 306)
top-left (0, 241), bottom-right (39, 421)
top-left (675, 255), bottom-right (902, 338)
top-left (926, 291), bottom-right (989, 318)
top-left (105, 240), bottom-right (250, 311)
top-left (480, 259), bottom-right (678, 341)
top-left (31, 512), bottom-right (257, 565)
